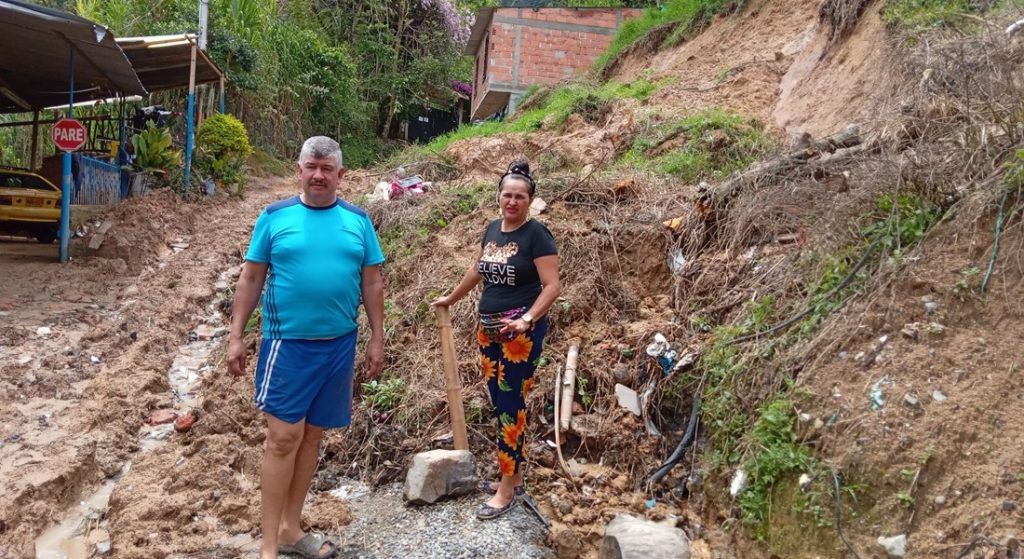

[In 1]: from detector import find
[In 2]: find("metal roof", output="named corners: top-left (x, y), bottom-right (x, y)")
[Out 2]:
top-left (117, 34), bottom-right (225, 92)
top-left (0, 0), bottom-right (147, 113)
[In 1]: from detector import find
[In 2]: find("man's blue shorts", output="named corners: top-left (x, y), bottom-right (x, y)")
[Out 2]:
top-left (253, 331), bottom-right (358, 428)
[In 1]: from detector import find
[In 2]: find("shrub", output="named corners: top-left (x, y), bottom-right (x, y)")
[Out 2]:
top-left (132, 121), bottom-right (180, 175)
top-left (196, 113), bottom-right (254, 194)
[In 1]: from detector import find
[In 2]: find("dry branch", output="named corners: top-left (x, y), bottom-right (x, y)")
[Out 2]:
top-left (703, 124), bottom-right (863, 205)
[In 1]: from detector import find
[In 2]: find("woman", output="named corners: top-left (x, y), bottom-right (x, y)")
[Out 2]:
top-left (432, 160), bottom-right (560, 520)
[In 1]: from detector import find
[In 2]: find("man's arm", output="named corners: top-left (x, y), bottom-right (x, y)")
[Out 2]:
top-left (227, 261), bottom-right (269, 377)
top-left (360, 264), bottom-right (385, 379)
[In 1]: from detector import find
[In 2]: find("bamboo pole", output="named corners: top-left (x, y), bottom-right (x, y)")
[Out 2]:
top-left (559, 341), bottom-right (580, 431)
top-left (435, 306), bottom-right (469, 450)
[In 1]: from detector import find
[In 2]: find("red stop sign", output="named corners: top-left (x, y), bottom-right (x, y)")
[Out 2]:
top-left (51, 118), bottom-right (88, 152)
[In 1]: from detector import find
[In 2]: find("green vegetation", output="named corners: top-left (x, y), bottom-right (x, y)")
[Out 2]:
top-left (131, 121), bottom-right (181, 175)
top-left (737, 400), bottom-right (811, 535)
top-left (425, 80), bottom-right (659, 152)
top-left (798, 193), bottom-right (941, 336)
top-left (621, 109), bottom-right (772, 181)
top-left (195, 113), bottom-right (254, 194)
top-left (62, 0), bottom-right (477, 166)
top-left (245, 306), bottom-right (262, 333)
top-left (594, 0), bottom-right (747, 73)
top-left (360, 378), bottom-right (406, 412)
top-left (882, 0), bottom-right (987, 30)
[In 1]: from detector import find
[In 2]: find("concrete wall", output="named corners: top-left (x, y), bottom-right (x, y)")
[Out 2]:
top-left (471, 7), bottom-right (641, 119)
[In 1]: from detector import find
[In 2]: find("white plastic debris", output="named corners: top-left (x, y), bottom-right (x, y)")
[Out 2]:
top-left (877, 534), bottom-right (907, 557)
top-left (646, 333), bottom-right (669, 357)
top-left (729, 469), bottom-right (748, 497)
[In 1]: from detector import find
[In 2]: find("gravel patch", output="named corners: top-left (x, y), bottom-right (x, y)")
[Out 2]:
top-left (335, 479), bottom-right (553, 559)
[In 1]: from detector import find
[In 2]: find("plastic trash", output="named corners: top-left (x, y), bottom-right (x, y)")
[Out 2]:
top-left (870, 375), bottom-right (892, 410)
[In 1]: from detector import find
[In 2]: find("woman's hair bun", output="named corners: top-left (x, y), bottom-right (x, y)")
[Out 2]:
top-left (508, 159), bottom-right (531, 178)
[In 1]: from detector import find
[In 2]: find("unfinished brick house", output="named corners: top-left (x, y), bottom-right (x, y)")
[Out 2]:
top-left (465, 5), bottom-right (642, 120)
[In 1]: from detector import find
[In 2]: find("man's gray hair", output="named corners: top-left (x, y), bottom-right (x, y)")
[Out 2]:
top-left (299, 136), bottom-right (343, 168)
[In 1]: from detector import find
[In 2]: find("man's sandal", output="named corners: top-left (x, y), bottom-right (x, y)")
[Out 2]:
top-left (476, 495), bottom-right (519, 520)
top-left (279, 533), bottom-right (339, 559)
top-left (477, 480), bottom-right (526, 496)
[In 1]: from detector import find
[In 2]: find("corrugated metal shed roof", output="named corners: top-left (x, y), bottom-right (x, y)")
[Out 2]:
top-left (117, 34), bottom-right (225, 92)
top-left (0, 0), bottom-right (147, 113)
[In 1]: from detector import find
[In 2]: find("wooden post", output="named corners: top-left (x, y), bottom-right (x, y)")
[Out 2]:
top-left (435, 306), bottom-right (469, 450)
top-left (559, 341), bottom-right (580, 431)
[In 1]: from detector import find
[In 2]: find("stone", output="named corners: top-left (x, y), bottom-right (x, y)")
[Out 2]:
top-left (529, 197), bottom-right (547, 217)
top-left (600, 514), bottom-right (691, 559)
top-left (876, 534), bottom-right (907, 557)
top-left (570, 414), bottom-right (602, 439)
top-left (174, 414), bottom-right (197, 433)
top-left (924, 301), bottom-right (940, 314)
top-left (904, 393), bottom-right (919, 407)
top-left (615, 384), bottom-right (641, 416)
top-left (403, 449), bottom-right (478, 505)
top-left (1003, 500), bottom-right (1017, 512)
top-left (97, 220), bottom-right (115, 235)
top-left (36, 326), bottom-right (51, 336)
top-left (88, 233), bottom-right (105, 250)
top-left (148, 409), bottom-right (178, 426)
top-left (934, 495), bottom-right (946, 505)
top-left (932, 390), bottom-right (947, 403)
top-left (193, 324), bottom-right (227, 340)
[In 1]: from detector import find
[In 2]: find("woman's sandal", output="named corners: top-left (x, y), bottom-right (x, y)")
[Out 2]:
top-left (278, 533), bottom-right (338, 559)
top-left (477, 480), bottom-right (526, 496)
top-left (476, 495), bottom-right (520, 520)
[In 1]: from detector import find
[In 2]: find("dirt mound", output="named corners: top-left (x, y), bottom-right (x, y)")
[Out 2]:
top-left (607, 0), bottom-right (893, 139)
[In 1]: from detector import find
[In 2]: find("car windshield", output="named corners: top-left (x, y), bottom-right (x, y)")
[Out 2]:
top-left (0, 172), bottom-right (58, 192)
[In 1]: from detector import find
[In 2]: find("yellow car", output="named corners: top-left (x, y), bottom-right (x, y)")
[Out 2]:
top-left (0, 168), bottom-right (61, 243)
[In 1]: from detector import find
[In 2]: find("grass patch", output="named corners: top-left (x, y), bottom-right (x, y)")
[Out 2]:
top-left (737, 400), bottom-right (812, 536)
top-left (423, 80), bottom-right (659, 152)
top-left (594, 0), bottom-right (747, 74)
top-left (620, 109), bottom-right (772, 181)
top-left (881, 0), bottom-right (1007, 31)
top-left (797, 193), bottom-right (941, 336)
top-left (247, 149), bottom-right (291, 177)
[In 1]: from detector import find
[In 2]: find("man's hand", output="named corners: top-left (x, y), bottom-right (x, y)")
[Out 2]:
top-left (363, 337), bottom-right (384, 380)
top-left (227, 336), bottom-right (247, 377)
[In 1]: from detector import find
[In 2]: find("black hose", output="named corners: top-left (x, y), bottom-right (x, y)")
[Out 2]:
top-left (649, 394), bottom-right (701, 483)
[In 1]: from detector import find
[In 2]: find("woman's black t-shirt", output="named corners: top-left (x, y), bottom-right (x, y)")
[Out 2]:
top-left (477, 218), bottom-right (557, 314)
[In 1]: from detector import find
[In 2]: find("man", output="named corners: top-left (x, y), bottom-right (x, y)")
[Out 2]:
top-left (228, 136), bottom-right (385, 559)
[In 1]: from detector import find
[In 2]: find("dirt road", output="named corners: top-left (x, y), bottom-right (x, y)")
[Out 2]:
top-left (0, 176), bottom-right (287, 557)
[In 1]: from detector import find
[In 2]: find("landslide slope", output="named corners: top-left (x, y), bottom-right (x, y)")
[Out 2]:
top-left (358, 1), bottom-right (1024, 557)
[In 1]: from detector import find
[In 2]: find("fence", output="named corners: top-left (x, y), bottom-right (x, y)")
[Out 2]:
top-left (73, 156), bottom-right (122, 205)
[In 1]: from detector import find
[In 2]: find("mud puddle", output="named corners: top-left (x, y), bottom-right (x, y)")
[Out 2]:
top-left (33, 267), bottom-right (237, 558)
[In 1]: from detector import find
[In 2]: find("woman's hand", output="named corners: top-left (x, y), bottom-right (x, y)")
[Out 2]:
top-left (499, 318), bottom-right (529, 335)
top-left (430, 295), bottom-right (453, 308)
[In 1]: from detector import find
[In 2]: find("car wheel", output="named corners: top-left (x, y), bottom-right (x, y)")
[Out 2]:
top-left (36, 229), bottom-right (58, 244)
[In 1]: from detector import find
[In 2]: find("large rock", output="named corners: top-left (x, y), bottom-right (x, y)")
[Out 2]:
top-left (600, 514), bottom-right (690, 559)
top-left (403, 449), bottom-right (478, 505)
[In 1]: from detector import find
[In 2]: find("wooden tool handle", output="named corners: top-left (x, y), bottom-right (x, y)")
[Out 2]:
top-left (435, 306), bottom-right (468, 450)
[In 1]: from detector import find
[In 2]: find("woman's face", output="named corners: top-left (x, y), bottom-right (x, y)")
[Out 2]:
top-left (498, 178), bottom-right (532, 222)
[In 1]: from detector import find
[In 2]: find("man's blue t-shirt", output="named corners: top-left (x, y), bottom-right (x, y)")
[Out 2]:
top-left (245, 195), bottom-right (385, 340)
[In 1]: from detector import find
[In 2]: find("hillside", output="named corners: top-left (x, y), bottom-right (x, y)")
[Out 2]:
top-left (1, 0), bottom-right (1022, 558)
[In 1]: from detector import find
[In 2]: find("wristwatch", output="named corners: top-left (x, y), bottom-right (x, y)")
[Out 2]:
top-left (521, 313), bottom-right (534, 324)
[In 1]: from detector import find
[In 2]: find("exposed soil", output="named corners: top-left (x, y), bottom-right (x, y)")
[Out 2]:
top-left (3, 1), bottom-right (1024, 559)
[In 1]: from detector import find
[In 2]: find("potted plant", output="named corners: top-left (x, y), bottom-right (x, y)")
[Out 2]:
top-left (128, 121), bottom-right (180, 196)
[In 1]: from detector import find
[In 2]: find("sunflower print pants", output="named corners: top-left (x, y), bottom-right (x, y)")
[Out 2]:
top-left (477, 316), bottom-right (548, 477)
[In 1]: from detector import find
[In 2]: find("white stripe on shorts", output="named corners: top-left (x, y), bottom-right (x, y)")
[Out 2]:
top-left (257, 339), bottom-right (282, 407)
